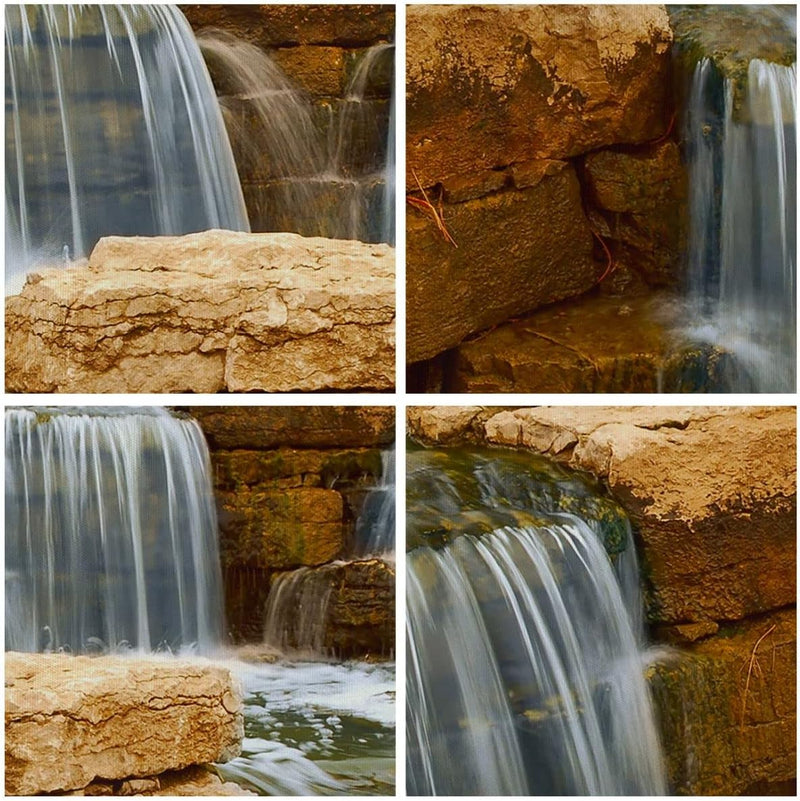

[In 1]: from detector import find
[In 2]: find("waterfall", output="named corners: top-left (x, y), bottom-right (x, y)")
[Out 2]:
top-left (5, 407), bottom-right (224, 655)
top-left (197, 31), bottom-right (394, 244)
top-left (355, 446), bottom-right (396, 556)
top-left (263, 565), bottom-right (337, 654)
top-left (684, 57), bottom-right (796, 391)
top-left (406, 448), bottom-right (666, 796)
top-left (5, 4), bottom-right (249, 292)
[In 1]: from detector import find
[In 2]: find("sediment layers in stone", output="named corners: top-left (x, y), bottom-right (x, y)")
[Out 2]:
top-left (6, 230), bottom-right (395, 393)
top-left (6, 653), bottom-right (243, 796)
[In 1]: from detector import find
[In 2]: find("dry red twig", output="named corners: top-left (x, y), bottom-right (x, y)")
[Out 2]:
top-left (407, 170), bottom-right (457, 247)
top-left (739, 623), bottom-right (776, 731)
top-left (649, 111), bottom-right (677, 146)
top-left (591, 228), bottom-right (615, 284)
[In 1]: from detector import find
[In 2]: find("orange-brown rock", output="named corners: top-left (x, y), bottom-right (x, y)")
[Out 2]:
top-left (180, 5), bottom-right (394, 49)
top-left (447, 294), bottom-right (748, 393)
top-left (407, 164), bottom-right (596, 362)
top-left (584, 141), bottom-right (688, 287)
top-left (6, 230), bottom-right (395, 393)
top-left (189, 406), bottom-right (394, 451)
top-left (649, 608), bottom-right (796, 794)
top-left (407, 4), bottom-right (672, 189)
top-left (5, 653), bottom-right (243, 796)
top-left (218, 487), bottom-right (344, 570)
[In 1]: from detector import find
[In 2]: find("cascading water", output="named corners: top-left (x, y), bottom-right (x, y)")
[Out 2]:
top-left (6, 406), bottom-right (396, 796)
top-left (197, 30), bottom-right (395, 244)
top-left (5, 4), bottom-right (249, 292)
top-left (355, 446), bottom-right (396, 557)
top-left (5, 407), bottom-right (224, 654)
top-left (263, 564), bottom-right (338, 654)
top-left (406, 447), bottom-right (666, 796)
top-left (684, 55), bottom-right (796, 391)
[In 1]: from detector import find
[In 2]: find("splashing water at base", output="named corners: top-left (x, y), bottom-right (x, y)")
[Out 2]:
top-left (683, 57), bottom-right (796, 391)
top-left (217, 659), bottom-right (395, 796)
top-left (406, 447), bottom-right (666, 796)
top-left (5, 5), bottom-right (249, 292)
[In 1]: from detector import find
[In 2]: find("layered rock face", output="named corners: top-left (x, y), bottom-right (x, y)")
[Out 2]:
top-left (408, 406), bottom-right (796, 794)
top-left (6, 231), bottom-right (395, 393)
top-left (6, 653), bottom-right (243, 796)
top-left (406, 4), bottom-right (686, 367)
top-left (188, 406), bottom-right (395, 652)
top-left (181, 4), bottom-right (394, 239)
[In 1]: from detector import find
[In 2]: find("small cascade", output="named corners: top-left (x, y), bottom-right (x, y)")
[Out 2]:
top-left (5, 5), bottom-right (249, 291)
top-left (197, 31), bottom-right (394, 243)
top-left (354, 446), bottom-right (396, 556)
top-left (195, 30), bottom-right (326, 236)
top-left (326, 42), bottom-right (396, 244)
top-left (684, 56), bottom-right (796, 391)
top-left (263, 565), bottom-right (337, 654)
top-left (406, 448), bottom-right (666, 796)
top-left (262, 450), bottom-right (396, 655)
top-left (5, 407), bottom-right (224, 654)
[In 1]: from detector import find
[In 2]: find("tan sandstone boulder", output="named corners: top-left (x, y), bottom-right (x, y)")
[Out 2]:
top-left (5, 653), bottom-right (243, 796)
top-left (6, 230), bottom-right (395, 393)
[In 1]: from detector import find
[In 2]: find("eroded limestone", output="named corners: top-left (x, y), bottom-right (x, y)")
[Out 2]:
top-left (6, 653), bottom-right (243, 796)
top-left (6, 230), bottom-right (395, 393)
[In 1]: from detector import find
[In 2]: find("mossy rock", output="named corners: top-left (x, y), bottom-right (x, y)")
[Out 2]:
top-left (669, 5), bottom-right (796, 114)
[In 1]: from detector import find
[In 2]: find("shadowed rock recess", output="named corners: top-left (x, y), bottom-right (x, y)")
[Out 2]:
top-left (408, 406), bottom-right (796, 795)
top-left (6, 231), bottom-right (395, 393)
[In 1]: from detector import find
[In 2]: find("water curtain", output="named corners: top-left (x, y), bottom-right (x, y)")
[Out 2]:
top-left (355, 445), bottom-right (396, 556)
top-left (197, 30), bottom-right (395, 244)
top-left (685, 56), bottom-right (796, 391)
top-left (5, 4), bottom-right (249, 289)
top-left (406, 448), bottom-right (666, 796)
top-left (5, 407), bottom-right (224, 654)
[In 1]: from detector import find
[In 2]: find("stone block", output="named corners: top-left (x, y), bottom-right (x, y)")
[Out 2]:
top-left (407, 165), bottom-right (596, 363)
top-left (407, 4), bottom-right (672, 189)
top-left (6, 230), bottom-right (395, 393)
top-left (5, 653), bottom-right (243, 796)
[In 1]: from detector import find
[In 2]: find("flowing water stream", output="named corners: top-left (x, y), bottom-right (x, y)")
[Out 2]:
top-left (5, 407), bottom-right (223, 654)
top-left (683, 55), bottom-right (796, 391)
top-left (5, 407), bottom-right (395, 796)
top-left (406, 446), bottom-right (665, 796)
top-left (198, 31), bottom-right (395, 244)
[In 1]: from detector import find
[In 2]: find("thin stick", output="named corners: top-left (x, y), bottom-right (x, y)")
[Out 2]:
top-left (740, 624), bottom-right (776, 730)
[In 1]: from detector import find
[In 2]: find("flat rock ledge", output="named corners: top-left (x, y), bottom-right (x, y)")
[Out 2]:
top-left (6, 652), bottom-right (244, 796)
top-left (6, 230), bottom-right (395, 393)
